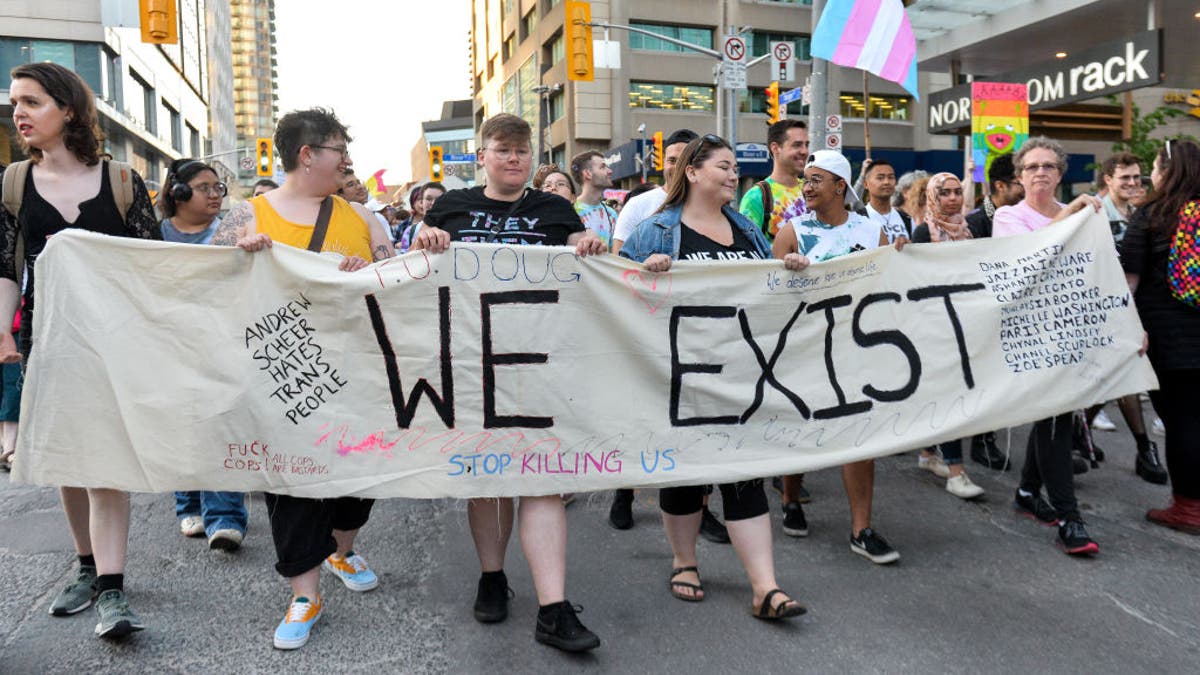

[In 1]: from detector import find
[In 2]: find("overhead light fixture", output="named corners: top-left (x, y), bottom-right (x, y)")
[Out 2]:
top-left (1055, 51), bottom-right (1068, 58)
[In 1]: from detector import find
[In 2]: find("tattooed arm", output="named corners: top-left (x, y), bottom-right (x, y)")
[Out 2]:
top-left (211, 201), bottom-right (271, 250)
top-left (349, 201), bottom-right (396, 262)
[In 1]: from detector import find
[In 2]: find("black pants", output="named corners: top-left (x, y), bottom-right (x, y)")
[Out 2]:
top-left (264, 494), bottom-right (375, 577)
top-left (1148, 368), bottom-right (1200, 499)
top-left (1019, 413), bottom-right (1079, 521)
top-left (660, 479), bottom-right (768, 521)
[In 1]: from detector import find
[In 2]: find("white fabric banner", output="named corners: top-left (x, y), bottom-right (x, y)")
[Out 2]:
top-left (14, 210), bottom-right (1156, 498)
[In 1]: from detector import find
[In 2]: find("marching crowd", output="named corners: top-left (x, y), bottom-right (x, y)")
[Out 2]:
top-left (2, 62), bottom-right (1198, 655)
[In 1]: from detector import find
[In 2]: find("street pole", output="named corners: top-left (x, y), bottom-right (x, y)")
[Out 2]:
top-left (809, 0), bottom-right (827, 152)
top-left (640, 124), bottom-right (648, 183)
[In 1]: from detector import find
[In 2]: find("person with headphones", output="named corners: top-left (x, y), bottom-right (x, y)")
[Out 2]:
top-left (159, 159), bottom-right (249, 549)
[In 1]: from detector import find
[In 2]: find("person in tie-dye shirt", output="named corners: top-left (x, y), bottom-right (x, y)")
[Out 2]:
top-left (570, 150), bottom-right (618, 249)
top-left (738, 119), bottom-right (810, 240)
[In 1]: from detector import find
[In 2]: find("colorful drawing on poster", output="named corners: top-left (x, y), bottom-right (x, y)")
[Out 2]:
top-left (971, 82), bottom-right (1028, 184)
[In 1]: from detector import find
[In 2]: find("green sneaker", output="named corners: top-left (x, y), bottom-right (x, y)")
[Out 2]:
top-left (93, 589), bottom-right (145, 638)
top-left (48, 565), bottom-right (97, 616)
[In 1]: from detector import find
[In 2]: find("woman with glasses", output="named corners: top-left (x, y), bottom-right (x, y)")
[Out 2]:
top-left (1122, 139), bottom-right (1200, 534)
top-left (910, 172), bottom-right (987, 499)
top-left (535, 164), bottom-right (577, 203)
top-left (993, 136), bottom-right (1103, 556)
top-left (620, 134), bottom-right (808, 621)
top-left (157, 158), bottom-right (249, 551)
top-left (209, 108), bottom-right (395, 651)
top-left (0, 62), bottom-right (161, 639)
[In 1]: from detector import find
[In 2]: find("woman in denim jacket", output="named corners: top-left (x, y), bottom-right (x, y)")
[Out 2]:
top-left (619, 134), bottom-right (808, 620)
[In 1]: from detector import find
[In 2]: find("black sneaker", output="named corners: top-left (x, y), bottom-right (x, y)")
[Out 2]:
top-left (473, 571), bottom-right (512, 623)
top-left (781, 502), bottom-right (809, 537)
top-left (535, 601), bottom-right (600, 652)
top-left (1072, 455), bottom-right (1090, 474)
top-left (1013, 490), bottom-right (1058, 526)
top-left (849, 527), bottom-right (899, 564)
top-left (1135, 441), bottom-right (1169, 485)
top-left (1057, 519), bottom-right (1099, 556)
top-left (608, 490), bottom-right (634, 530)
top-left (699, 507), bottom-right (730, 544)
top-left (970, 432), bottom-right (1011, 470)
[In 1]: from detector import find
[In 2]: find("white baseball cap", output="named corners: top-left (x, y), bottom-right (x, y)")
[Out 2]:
top-left (806, 150), bottom-right (860, 204)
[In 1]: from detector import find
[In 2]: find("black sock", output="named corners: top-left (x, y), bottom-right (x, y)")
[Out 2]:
top-left (78, 554), bottom-right (96, 569)
top-left (1134, 433), bottom-right (1150, 451)
top-left (480, 570), bottom-right (506, 583)
top-left (538, 600), bottom-right (567, 614)
top-left (95, 574), bottom-right (124, 594)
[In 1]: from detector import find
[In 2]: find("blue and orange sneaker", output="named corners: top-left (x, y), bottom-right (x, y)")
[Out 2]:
top-left (273, 595), bottom-right (323, 650)
top-left (322, 551), bottom-right (379, 591)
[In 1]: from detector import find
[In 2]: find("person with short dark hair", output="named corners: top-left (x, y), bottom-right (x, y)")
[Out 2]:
top-left (966, 153), bottom-right (1023, 240)
top-left (620, 134), bottom-right (809, 620)
top-left (412, 113), bottom-right (605, 654)
top-left (1100, 151), bottom-right (1142, 241)
top-left (210, 107), bottom-right (395, 650)
top-left (252, 178), bottom-right (279, 197)
top-left (739, 119), bottom-right (809, 240)
top-left (860, 158), bottom-right (911, 242)
top-left (570, 150), bottom-right (617, 248)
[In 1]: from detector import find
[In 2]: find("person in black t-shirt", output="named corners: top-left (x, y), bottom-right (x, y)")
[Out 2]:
top-left (412, 113), bottom-right (604, 653)
top-left (620, 134), bottom-right (808, 621)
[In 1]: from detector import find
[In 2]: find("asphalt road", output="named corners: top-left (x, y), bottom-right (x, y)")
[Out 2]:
top-left (1, 411), bottom-right (1198, 674)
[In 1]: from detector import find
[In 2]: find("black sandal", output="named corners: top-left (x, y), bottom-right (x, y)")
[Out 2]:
top-left (669, 566), bottom-right (704, 602)
top-left (753, 588), bottom-right (806, 620)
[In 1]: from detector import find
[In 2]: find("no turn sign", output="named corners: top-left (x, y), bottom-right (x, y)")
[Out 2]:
top-left (723, 35), bottom-right (746, 64)
top-left (770, 41), bottom-right (795, 83)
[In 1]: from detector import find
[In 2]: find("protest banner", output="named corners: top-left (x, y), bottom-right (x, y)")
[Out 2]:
top-left (13, 209), bottom-right (1155, 498)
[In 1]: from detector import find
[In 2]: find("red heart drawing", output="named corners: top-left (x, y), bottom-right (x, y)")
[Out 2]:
top-left (623, 269), bottom-right (673, 315)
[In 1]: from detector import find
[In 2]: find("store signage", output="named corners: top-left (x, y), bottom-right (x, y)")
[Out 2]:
top-left (928, 30), bottom-right (1162, 133)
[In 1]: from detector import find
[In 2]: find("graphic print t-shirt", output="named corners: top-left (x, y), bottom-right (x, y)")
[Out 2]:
top-left (678, 222), bottom-right (763, 261)
top-left (423, 186), bottom-right (584, 246)
top-left (737, 178), bottom-right (808, 239)
top-left (866, 204), bottom-right (910, 243)
top-left (575, 200), bottom-right (617, 248)
top-left (786, 211), bottom-right (882, 262)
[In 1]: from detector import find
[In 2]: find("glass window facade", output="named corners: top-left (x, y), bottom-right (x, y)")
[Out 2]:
top-left (748, 31), bottom-right (811, 61)
top-left (839, 92), bottom-right (912, 121)
top-left (629, 82), bottom-right (715, 112)
top-left (0, 39), bottom-right (103, 95)
top-left (629, 23), bottom-right (714, 52)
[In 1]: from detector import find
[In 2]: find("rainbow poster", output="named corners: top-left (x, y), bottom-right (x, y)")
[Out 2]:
top-left (971, 82), bottom-right (1028, 183)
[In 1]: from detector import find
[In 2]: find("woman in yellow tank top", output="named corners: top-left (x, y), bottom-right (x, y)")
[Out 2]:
top-left (207, 108), bottom-right (393, 651)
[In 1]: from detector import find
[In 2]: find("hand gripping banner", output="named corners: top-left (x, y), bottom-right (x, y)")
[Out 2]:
top-left (13, 209), bottom-right (1156, 498)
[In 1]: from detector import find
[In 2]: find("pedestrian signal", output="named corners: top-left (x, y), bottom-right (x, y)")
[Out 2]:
top-left (564, 1), bottom-right (594, 82)
top-left (765, 82), bottom-right (780, 125)
top-left (255, 138), bottom-right (273, 177)
top-left (139, 0), bottom-right (179, 44)
top-left (429, 146), bottom-right (444, 181)
top-left (652, 131), bottom-right (664, 172)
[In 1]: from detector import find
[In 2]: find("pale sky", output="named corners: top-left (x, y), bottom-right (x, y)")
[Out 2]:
top-left (274, 0), bottom-right (472, 190)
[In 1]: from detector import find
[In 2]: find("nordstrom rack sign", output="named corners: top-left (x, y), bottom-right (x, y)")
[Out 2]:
top-left (928, 30), bottom-right (1162, 134)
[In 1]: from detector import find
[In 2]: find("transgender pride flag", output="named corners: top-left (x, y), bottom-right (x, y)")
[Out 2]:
top-left (811, 0), bottom-right (920, 100)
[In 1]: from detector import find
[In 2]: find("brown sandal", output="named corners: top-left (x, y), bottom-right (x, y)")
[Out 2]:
top-left (669, 566), bottom-right (704, 602)
top-left (753, 588), bottom-right (806, 620)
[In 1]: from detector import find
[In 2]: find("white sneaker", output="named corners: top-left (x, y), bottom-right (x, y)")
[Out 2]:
top-left (1152, 417), bottom-right (1165, 437)
top-left (945, 473), bottom-right (984, 499)
top-left (1092, 409), bottom-right (1116, 432)
top-left (918, 453), bottom-right (950, 478)
top-left (179, 515), bottom-right (205, 537)
top-left (208, 528), bottom-right (244, 551)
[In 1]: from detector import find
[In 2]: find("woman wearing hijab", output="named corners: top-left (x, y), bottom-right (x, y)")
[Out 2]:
top-left (910, 172), bottom-right (985, 499)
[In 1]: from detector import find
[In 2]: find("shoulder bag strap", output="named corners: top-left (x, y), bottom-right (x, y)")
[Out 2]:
top-left (485, 189), bottom-right (529, 243)
top-left (307, 196), bottom-right (334, 252)
top-left (757, 180), bottom-right (773, 231)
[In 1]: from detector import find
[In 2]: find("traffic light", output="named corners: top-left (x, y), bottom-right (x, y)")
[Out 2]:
top-left (652, 131), bottom-right (663, 172)
top-left (429, 146), bottom-right (443, 181)
top-left (255, 138), bottom-right (273, 177)
top-left (564, 1), bottom-right (594, 82)
top-left (765, 81), bottom-right (780, 125)
top-left (139, 0), bottom-right (179, 44)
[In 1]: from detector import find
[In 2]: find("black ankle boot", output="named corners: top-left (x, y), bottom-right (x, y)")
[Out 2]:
top-left (1136, 441), bottom-right (1169, 485)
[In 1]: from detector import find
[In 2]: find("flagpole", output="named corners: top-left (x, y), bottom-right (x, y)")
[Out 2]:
top-left (862, 70), bottom-right (872, 160)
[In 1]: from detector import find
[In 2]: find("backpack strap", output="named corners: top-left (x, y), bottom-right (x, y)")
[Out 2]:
top-left (755, 180), bottom-right (774, 235)
top-left (1, 160), bottom-right (32, 219)
top-left (106, 160), bottom-right (135, 223)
